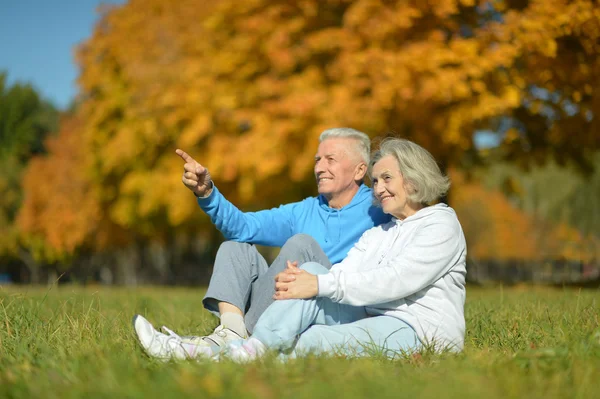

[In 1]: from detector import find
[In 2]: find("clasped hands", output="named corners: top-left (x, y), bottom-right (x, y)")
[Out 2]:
top-left (273, 261), bottom-right (318, 300)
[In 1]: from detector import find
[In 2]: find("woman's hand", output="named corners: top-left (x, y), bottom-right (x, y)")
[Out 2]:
top-left (274, 261), bottom-right (318, 300)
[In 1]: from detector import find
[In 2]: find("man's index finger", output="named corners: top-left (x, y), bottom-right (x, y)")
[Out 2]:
top-left (175, 149), bottom-right (194, 163)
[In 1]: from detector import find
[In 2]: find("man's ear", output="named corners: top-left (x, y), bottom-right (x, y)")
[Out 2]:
top-left (354, 162), bottom-right (367, 181)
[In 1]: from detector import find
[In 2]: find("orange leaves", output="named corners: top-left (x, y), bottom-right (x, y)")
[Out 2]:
top-left (178, 114), bottom-right (212, 149)
top-left (344, 0), bottom-right (419, 41)
top-left (17, 117), bottom-right (101, 260)
top-left (450, 169), bottom-right (599, 262)
top-left (64, 0), bottom-right (600, 245)
top-left (304, 28), bottom-right (352, 53)
top-left (451, 172), bottom-right (539, 261)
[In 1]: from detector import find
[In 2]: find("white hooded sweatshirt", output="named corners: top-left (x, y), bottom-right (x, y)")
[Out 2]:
top-left (317, 203), bottom-right (467, 351)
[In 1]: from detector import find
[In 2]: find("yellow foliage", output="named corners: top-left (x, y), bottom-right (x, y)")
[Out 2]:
top-left (450, 170), bottom-right (599, 262)
top-left (17, 117), bottom-right (104, 260)
top-left (65, 0), bottom-right (600, 241)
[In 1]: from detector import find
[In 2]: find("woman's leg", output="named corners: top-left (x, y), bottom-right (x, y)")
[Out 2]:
top-left (250, 262), bottom-right (368, 352)
top-left (245, 234), bottom-right (332, 333)
top-left (291, 315), bottom-right (420, 358)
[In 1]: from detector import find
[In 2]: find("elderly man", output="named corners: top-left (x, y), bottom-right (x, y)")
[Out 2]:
top-left (134, 128), bottom-right (390, 358)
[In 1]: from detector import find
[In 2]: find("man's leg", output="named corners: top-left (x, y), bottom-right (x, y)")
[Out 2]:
top-left (201, 241), bottom-right (269, 340)
top-left (244, 234), bottom-right (331, 333)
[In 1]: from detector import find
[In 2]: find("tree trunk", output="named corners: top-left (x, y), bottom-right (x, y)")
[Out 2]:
top-left (18, 248), bottom-right (40, 284)
top-left (148, 241), bottom-right (171, 284)
top-left (47, 268), bottom-right (58, 286)
top-left (114, 245), bottom-right (139, 286)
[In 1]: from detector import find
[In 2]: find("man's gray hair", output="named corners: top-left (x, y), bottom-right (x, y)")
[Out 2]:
top-left (370, 138), bottom-right (450, 204)
top-left (319, 127), bottom-right (370, 165)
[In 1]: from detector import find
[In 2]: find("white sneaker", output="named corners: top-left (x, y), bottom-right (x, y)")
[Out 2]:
top-left (222, 337), bottom-right (267, 363)
top-left (133, 315), bottom-right (215, 361)
top-left (166, 324), bottom-right (247, 348)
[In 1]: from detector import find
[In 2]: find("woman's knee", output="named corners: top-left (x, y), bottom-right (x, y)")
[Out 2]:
top-left (299, 261), bottom-right (329, 275)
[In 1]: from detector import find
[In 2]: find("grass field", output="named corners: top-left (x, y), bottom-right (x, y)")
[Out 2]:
top-left (0, 284), bottom-right (599, 399)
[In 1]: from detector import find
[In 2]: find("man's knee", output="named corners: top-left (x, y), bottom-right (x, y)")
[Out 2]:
top-left (218, 240), bottom-right (251, 251)
top-left (299, 261), bottom-right (329, 275)
top-left (216, 240), bottom-right (253, 257)
top-left (282, 234), bottom-right (318, 251)
top-left (214, 240), bottom-right (259, 273)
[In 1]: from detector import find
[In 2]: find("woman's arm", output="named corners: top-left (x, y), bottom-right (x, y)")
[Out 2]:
top-left (272, 227), bottom-right (379, 300)
top-left (273, 268), bottom-right (319, 300)
top-left (318, 219), bottom-right (465, 306)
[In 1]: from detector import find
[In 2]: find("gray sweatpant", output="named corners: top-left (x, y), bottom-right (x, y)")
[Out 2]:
top-left (202, 234), bottom-right (331, 334)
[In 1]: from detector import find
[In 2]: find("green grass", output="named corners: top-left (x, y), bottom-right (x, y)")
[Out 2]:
top-left (1, 284), bottom-right (599, 399)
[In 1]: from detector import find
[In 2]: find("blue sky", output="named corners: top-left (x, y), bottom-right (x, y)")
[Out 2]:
top-left (0, 0), bottom-right (126, 109)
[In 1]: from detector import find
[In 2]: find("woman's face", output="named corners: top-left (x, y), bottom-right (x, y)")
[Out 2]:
top-left (371, 155), bottom-right (414, 220)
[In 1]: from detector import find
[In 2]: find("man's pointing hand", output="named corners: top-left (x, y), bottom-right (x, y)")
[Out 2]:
top-left (176, 149), bottom-right (213, 197)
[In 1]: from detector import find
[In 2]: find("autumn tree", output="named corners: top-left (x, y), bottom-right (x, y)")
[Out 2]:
top-left (568, 153), bottom-right (600, 237)
top-left (477, 154), bottom-right (600, 238)
top-left (16, 116), bottom-right (152, 284)
top-left (69, 0), bottom-right (600, 261)
top-left (450, 169), bottom-right (598, 263)
top-left (18, 117), bottom-right (102, 262)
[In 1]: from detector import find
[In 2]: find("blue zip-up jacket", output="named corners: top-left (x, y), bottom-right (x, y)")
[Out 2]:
top-left (197, 184), bottom-right (391, 264)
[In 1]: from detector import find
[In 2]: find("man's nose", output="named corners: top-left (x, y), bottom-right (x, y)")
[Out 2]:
top-left (314, 159), bottom-right (325, 173)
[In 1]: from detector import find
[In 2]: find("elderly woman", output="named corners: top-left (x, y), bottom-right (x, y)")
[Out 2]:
top-left (136, 138), bottom-right (467, 360)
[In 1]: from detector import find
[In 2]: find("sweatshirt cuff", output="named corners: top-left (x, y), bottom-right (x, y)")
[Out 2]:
top-left (317, 273), bottom-right (336, 299)
top-left (196, 184), bottom-right (218, 207)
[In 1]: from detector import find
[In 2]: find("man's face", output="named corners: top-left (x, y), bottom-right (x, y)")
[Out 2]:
top-left (314, 138), bottom-right (363, 199)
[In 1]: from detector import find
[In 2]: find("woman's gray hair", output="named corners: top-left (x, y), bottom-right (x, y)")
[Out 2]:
top-left (319, 127), bottom-right (370, 165)
top-left (370, 138), bottom-right (450, 204)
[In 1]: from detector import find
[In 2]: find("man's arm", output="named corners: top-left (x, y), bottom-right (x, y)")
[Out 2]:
top-left (176, 148), bottom-right (298, 247)
top-left (198, 185), bottom-right (299, 247)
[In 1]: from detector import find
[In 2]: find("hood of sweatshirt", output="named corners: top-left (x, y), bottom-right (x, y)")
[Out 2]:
top-left (316, 183), bottom-right (383, 245)
top-left (317, 183), bottom-right (374, 212)
top-left (392, 203), bottom-right (455, 225)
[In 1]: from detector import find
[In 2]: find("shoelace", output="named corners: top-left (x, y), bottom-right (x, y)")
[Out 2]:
top-left (163, 325), bottom-right (229, 339)
top-left (162, 336), bottom-right (186, 357)
top-left (161, 326), bottom-right (200, 358)
top-left (214, 325), bottom-right (229, 338)
top-left (160, 327), bottom-right (185, 351)
top-left (162, 326), bottom-right (202, 342)
top-left (162, 325), bottom-right (237, 351)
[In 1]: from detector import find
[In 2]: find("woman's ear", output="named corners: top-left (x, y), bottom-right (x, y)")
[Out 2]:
top-left (403, 179), bottom-right (418, 196)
